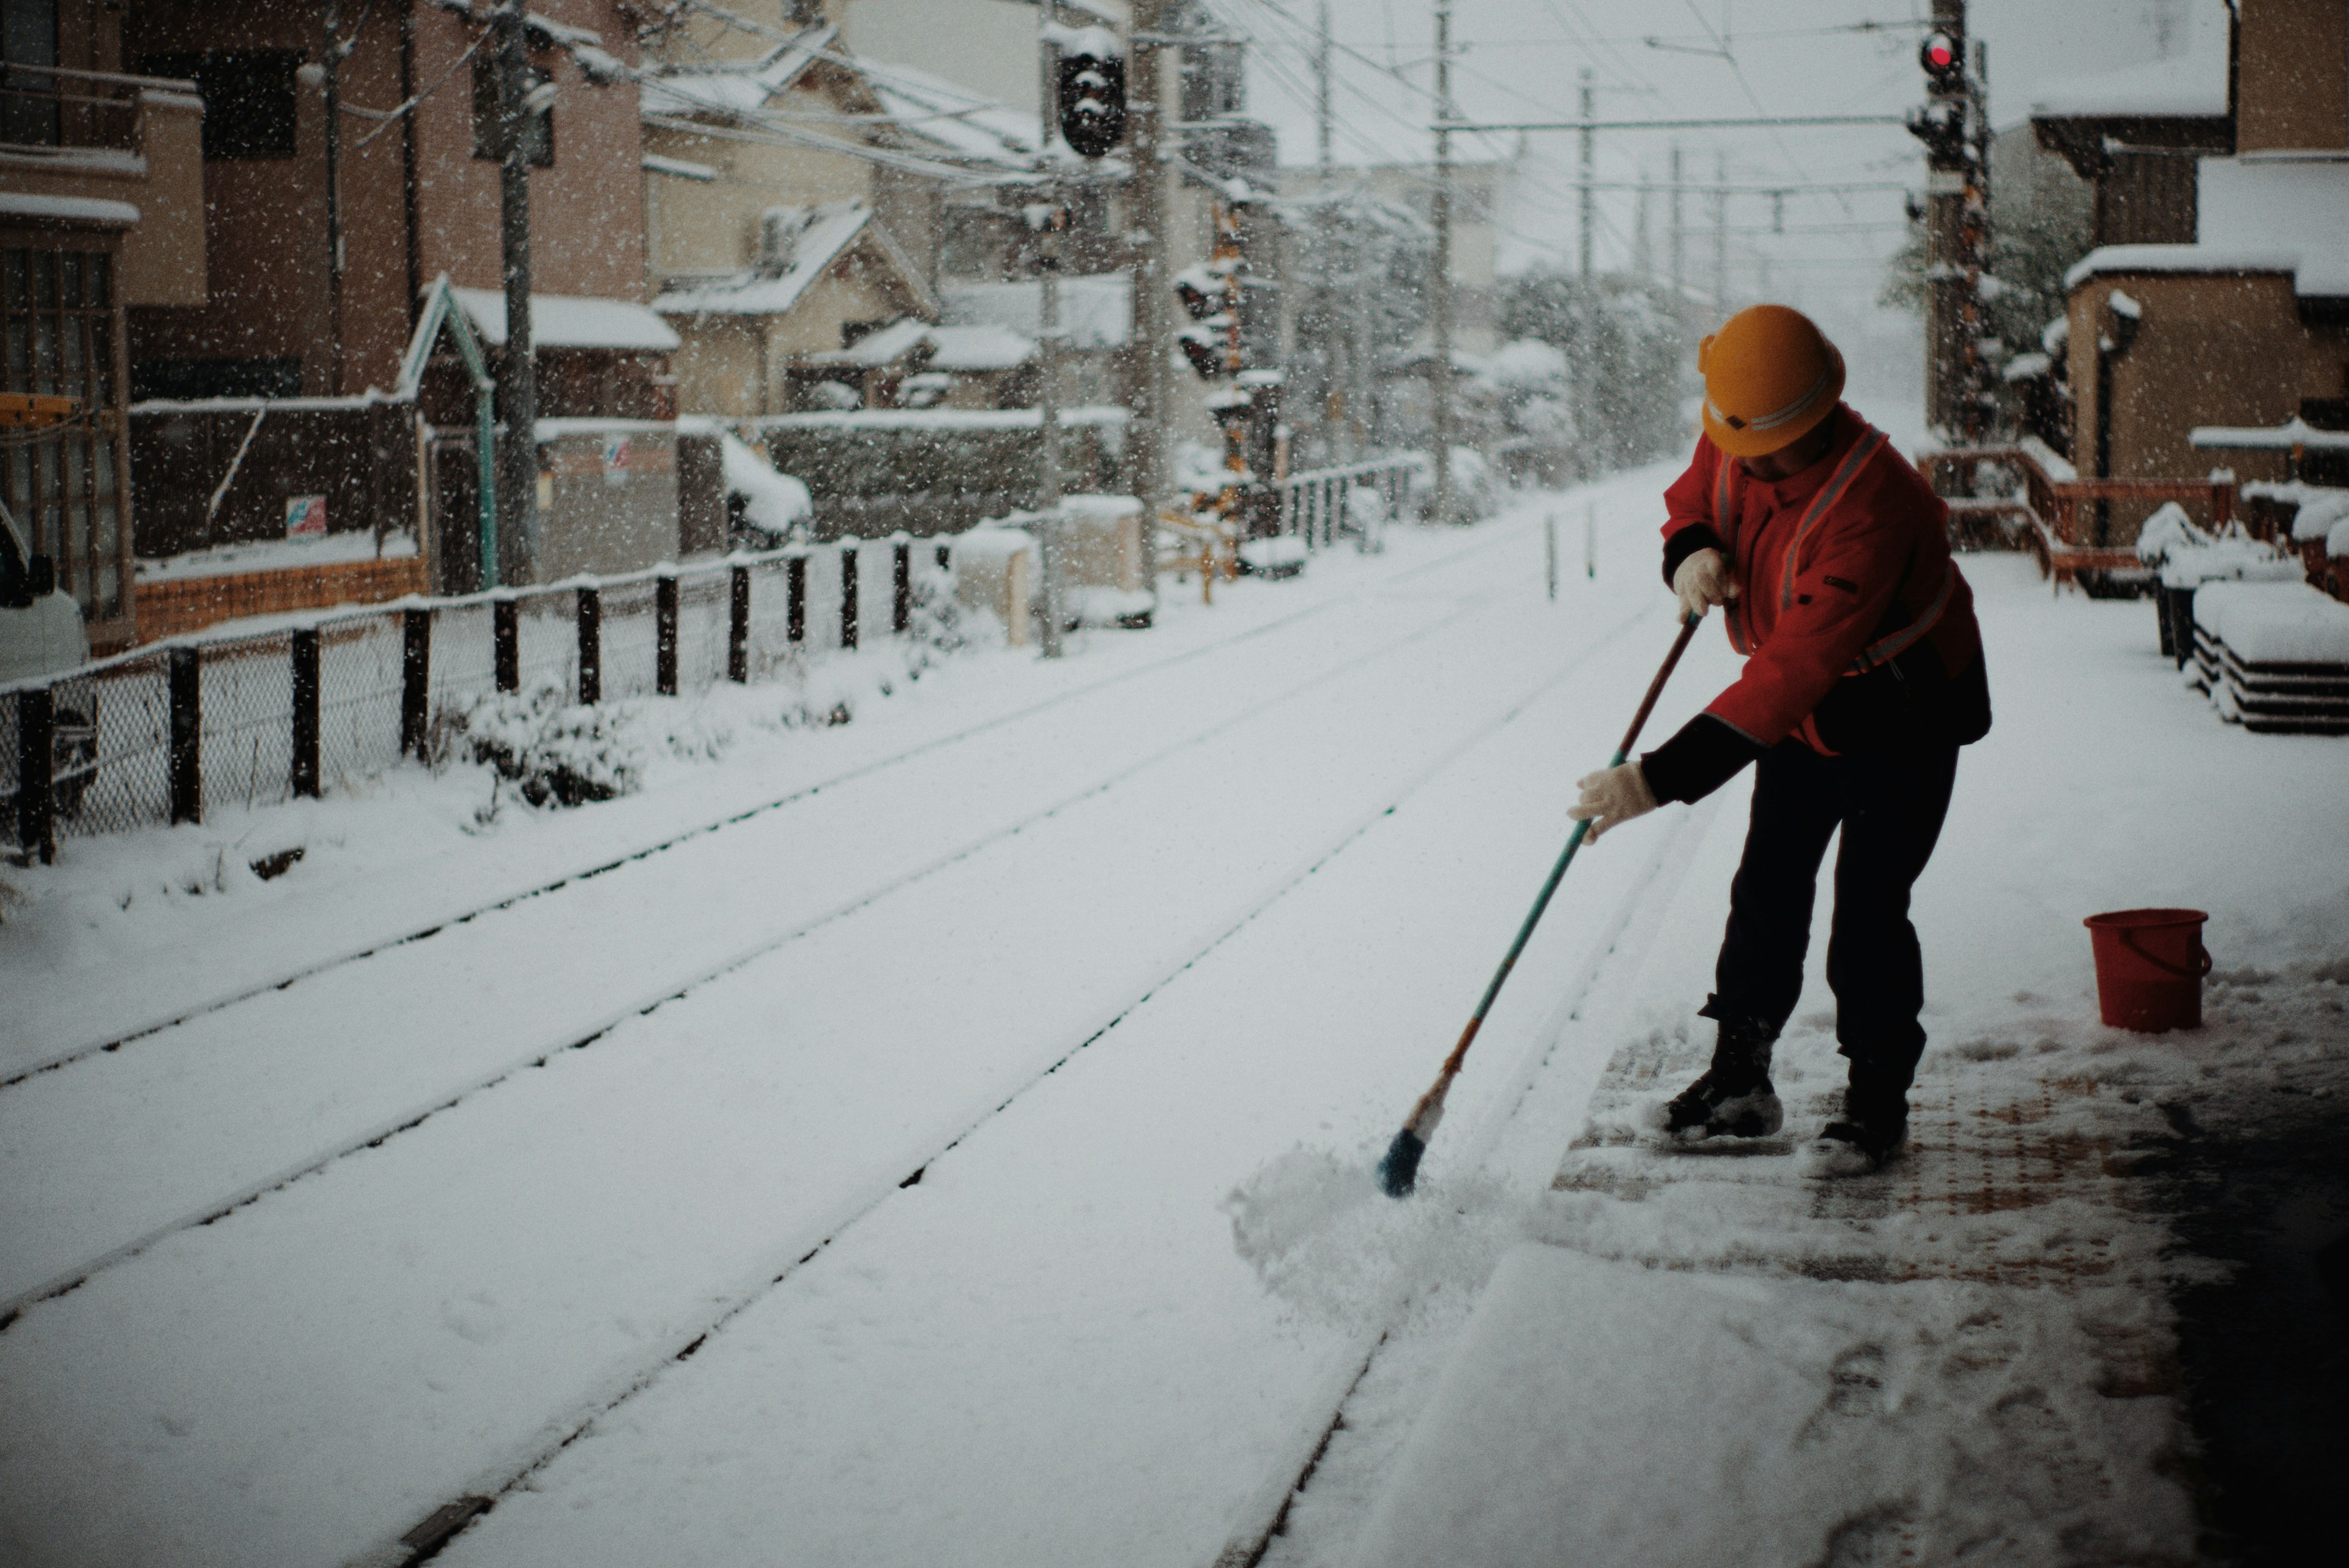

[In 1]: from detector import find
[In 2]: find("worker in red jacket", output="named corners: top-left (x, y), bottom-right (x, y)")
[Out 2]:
top-left (1568, 305), bottom-right (1991, 1175)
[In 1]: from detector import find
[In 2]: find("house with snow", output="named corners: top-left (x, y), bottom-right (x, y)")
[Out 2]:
top-left (2047, 0), bottom-right (2349, 545)
top-left (106, 0), bottom-right (721, 619)
top-left (636, 10), bottom-right (1045, 420)
top-left (0, 0), bottom-right (206, 652)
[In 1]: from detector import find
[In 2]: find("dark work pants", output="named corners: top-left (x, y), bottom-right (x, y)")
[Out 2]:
top-left (1707, 738), bottom-right (1961, 1091)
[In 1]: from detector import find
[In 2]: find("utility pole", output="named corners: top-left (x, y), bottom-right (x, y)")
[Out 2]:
top-left (1315, 0), bottom-right (1344, 464)
top-left (1633, 169), bottom-right (1652, 280)
top-left (1711, 151), bottom-right (1728, 313)
top-left (491, 1), bottom-right (538, 589)
top-left (321, 1), bottom-right (347, 396)
top-left (1576, 68), bottom-right (1595, 280)
top-left (1912, 0), bottom-right (1978, 440)
top-left (1669, 143), bottom-right (1684, 298)
top-left (1127, 1), bottom-right (1168, 540)
top-left (1315, 0), bottom-right (1332, 174)
top-left (1430, 0), bottom-right (1455, 526)
top-left (1034, 2), bottom-right (1066, 657)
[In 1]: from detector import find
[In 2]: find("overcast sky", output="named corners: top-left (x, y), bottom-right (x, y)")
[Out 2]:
top-left (1222, 0), bottom-right (2223, 340)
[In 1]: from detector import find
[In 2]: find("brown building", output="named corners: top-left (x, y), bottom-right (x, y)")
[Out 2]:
top-left (126, 0), bottom-right (650, 400)
top-left (104, 1), bottom-right (695, 608)
top-left (2, 0), bottom-right (206, 649)
top-left (2058, 0), bottom-right (2349, 542)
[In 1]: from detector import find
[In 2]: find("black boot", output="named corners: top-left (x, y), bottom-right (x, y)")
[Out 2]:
top-left (1798, 1069), bottom-right (1910, 1176)
top-left (1650, 1013), bottom-right (1783, 1144)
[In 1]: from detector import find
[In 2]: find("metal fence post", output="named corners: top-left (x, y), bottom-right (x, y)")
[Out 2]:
top-left (16, 686), bottom-right (54, 864)
top-left (493, 596), bottom-right (519, 693)
top-left (401, 608), bottom-right (431, 757)
top-left (168, 645), bottom-right (201, 825)
top-left (892, 540), bottom-right (911, 635)
top-left (576, 585), bottom-right (601, 705)
top-left (935, 543), bottom-right (951, 571)
top-left (656, 573), bottom-right (680, 697)
top-left (785, 555), bottom-right (806, 645)
top-left (728, 563), bottom-right (751, 683)
top-left (840, 543), bottom-right (859, 650)
top-left (291, 626), bottom-right (321, 798)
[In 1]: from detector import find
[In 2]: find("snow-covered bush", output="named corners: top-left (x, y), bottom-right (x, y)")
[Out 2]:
top-left (435, 683), bottom-right (647, 808)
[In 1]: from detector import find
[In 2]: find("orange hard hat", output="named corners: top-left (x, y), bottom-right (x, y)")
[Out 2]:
top-left (1697, 305), bottom-right (1845, 458)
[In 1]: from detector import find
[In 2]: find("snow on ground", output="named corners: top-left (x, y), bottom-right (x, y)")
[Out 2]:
top-left (2, 485), bottom-right (2343, 1568)
top-left (1257, 553), bottom-right (2349, 1568)
top-left (0, 472), bottom-right (1687, 1566)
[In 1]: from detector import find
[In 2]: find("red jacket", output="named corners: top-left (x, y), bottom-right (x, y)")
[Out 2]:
top-left (1660, 404), bottom-right (1985, 758)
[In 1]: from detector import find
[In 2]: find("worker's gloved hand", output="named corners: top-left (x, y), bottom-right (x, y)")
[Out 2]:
top-left (1672, 547), bottom-right (1739, 620)
top-left (1568, 762), bottom-right (1658, 842)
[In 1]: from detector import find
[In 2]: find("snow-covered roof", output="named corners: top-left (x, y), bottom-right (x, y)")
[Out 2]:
top-left (451, 289), bottom-right (681, 353)
top-left (0, 191), bottom-right (141, 228)
top-left (2028, 7), bottom-right (2230, 121)
top-left (924, 324), bottom-right (1034, 373)
top-left (2190, 417), bottom-right (2349, 453)
top-left (642, 152), bottom-right (718, 182)
top-left (755, 404), bottom-right (1130, 433)
top-left (941, 275), bottom-right (1132, 351)
top-left (806, 316), bottom-right (933, 368)
top-left (638, 25), bottom-right (834, 119)
top-left (2065, 152), bottom-right (2349, 299)
top-left (854, 56), bottom-right (1039, 170)
top-left (653, 202), bottom-right (872, 319)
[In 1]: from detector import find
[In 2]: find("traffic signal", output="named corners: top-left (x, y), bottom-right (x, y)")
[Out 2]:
top-left (1173, 264), bottom-right (1221, 322)
top-left (1906, 98), bottom-right (1967, 163)
top-left (1919, 30), bottom-right (1964, 92)
top-left (1056, 35), bottom-right (1126, 158)
top-left (1178, 325), bottom-right (1233, 381)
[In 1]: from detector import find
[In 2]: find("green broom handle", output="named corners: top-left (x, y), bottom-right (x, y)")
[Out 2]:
top-left (1440, 612), bottom-right (1704, 1076)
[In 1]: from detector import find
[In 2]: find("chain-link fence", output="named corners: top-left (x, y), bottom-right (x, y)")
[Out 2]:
top-left (4, 541), bottom-right (931, 858)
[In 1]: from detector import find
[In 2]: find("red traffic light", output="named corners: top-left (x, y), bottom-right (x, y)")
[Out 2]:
top-left (1920, 30), bottom-right (1962, 83)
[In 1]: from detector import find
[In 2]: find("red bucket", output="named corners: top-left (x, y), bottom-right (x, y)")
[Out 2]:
top-left (2084, 908), bottom-right (2212, 1031)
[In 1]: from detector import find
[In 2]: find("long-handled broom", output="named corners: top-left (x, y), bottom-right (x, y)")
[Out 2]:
top-left (1378, 612), bottom-right (1704, 1198)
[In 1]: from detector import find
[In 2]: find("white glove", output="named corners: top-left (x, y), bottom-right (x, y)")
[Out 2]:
top-left (1672, 548), bottom-right (1739, 620)
top-left (1568, 762), bottom-right (1658, 842)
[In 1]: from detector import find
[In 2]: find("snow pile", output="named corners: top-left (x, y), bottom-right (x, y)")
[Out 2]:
top-left (437, 682), bottom-right (650, 808)
top-left (2136, 502), bottom-right (2299, 590)
top-left (2288, 489), bottom-right (2349, 544)
top-left (1221, 1147), bottom-right (1526, 1333)
top-left (716, 432), bottom-right (812, 538)
top-left (1238, 536), bottom-right (1307, 577)
top-left (2193, 579), bottom-right (2349, 665)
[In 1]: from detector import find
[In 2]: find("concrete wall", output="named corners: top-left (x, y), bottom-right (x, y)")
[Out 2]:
top-left (534, 427), bottom-right (680, 579)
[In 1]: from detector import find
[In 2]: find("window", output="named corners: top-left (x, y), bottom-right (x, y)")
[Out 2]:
top-left (141, 51), bottom-right (299, 159)
top-left (473, 48), bottom-right (552, 166)
top-left (2, 245), bottom-right (128, 623)
top-left (130, 357), bottom-right (301, 403)
top-left (1, 0), bottom-right (60, 147)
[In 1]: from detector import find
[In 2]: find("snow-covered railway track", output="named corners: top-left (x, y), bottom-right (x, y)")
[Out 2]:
top-left (1212, 793), bottom-right (1724, 1568)
top-left (357, 600), bottom-right (1671, 1568)
top-left (0, 583), bottom-right (1534, 1333)
top-left (9, 536), bottom-right (1520, 1094)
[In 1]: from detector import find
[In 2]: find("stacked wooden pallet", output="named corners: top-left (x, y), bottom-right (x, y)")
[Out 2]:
top-left (2191, 580), bottom-right (2349, 733)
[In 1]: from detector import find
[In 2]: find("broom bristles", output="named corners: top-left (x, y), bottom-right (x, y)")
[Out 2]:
top-left (1377, 1072), bottom-right (1455, 1198)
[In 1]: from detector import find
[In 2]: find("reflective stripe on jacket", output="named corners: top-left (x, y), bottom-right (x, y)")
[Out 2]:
top-left (1660, 403), bottom-right (1983, 753)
